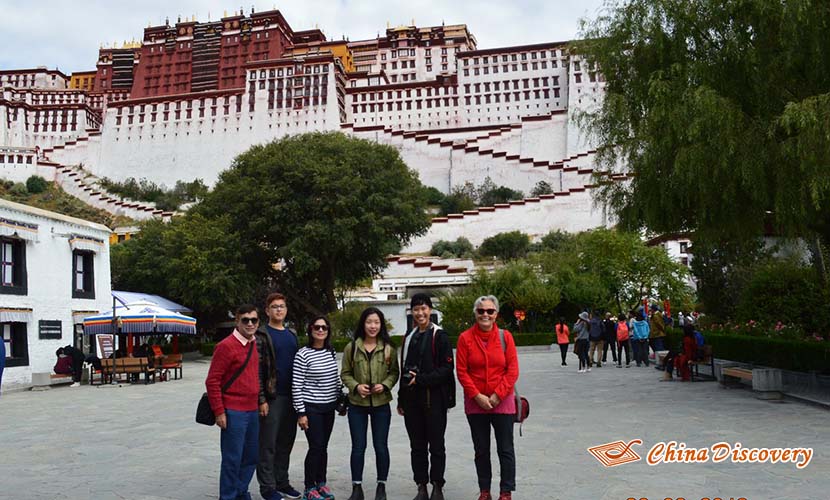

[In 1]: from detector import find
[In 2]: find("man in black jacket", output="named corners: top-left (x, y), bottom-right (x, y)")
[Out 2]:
top-left (398, 293), bottom-right (455, 500)
top-left (601, 312), bottom-right (618, 364)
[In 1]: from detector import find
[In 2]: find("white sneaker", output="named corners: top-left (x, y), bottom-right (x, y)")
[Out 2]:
top-left (578, 369), bottom-right (585, 373)
top-left (70, 382), bottom-right (81, 387)
top-left (587, 367), bottom-right (592, 372)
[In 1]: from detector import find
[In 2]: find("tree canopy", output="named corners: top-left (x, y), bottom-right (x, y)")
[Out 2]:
top-left (578, 0), bottom-right (830, 245)
top-left (194, 131), bottom-right (430, 314)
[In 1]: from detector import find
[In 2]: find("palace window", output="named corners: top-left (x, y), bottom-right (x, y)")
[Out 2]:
top-left (0, 238), bottom-right (26, 295)
top-left (2, 322), bottom-right (28, 368)
top-left (71, 250), bottom-right (95, 299)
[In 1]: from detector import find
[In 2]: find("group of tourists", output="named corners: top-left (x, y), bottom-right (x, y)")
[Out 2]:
top-left (205, 292), bottom-right (521, 500)
top-left (555, 307), bottom-right (703, 380)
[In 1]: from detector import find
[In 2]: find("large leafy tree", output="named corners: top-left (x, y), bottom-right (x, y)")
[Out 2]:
top-left (578, 0), bottom-right (830, 256)
top-left (111, 214), bottom-right (256, 327)
top-left (195, 132), bottom-right (431, 314)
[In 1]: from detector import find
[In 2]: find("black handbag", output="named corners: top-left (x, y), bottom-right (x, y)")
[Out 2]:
top-left (196, 341), bottom-right (255, 426)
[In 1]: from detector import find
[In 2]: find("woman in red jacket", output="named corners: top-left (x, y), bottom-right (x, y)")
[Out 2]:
top-left (456, 295), bottom-right (520, 500)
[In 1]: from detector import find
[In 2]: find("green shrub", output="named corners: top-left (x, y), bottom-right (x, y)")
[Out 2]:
top-left (422, 185), bottom-right (446, 205)
top-left (438, 191), bottom-right (476, 215)
top-left (478, 231), bottom-right (531, 261)
top-left (479, 185), bottom-right (525, 206)
top-left (735, 258), bottom-right (830, 334)
top-left (430, 237), bottom-right (475, 258)
top-left (530, 180), bottom-right (554, 197)
top-left (9, 183), bottom-right (28, 196)
top-left (666, 328), bottom-right (830, 373)
top-left (25, 175), bottom-right (49, 194)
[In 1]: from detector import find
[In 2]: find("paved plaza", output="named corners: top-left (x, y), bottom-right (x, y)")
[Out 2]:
top-left (0, 349), bottom-right (827, 500)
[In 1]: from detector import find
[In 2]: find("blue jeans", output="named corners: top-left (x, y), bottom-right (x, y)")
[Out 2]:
top-left (220, 409), bottom-right (260, 500)
top-left (347, 403), bottom-right (392, 482)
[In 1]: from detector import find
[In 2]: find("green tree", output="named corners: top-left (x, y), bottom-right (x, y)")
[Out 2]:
top-left (478, 231), bottom-right (531, 261)
top-left (578, 0), bottom-right (830, 271)
top-left (196, 132), bottom-right (430, 314)
top-left (530, 180), bottom-right (554, 197)
top-left (438, 261), bottom-right (561, 335)
top-left (111, 214), bottom-right (256, 326)
top-left (533, 229), bottom-right (693, 314)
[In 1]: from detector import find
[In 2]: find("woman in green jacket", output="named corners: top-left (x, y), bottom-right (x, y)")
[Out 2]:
top-left (341, 307), bottom-right (400, 500)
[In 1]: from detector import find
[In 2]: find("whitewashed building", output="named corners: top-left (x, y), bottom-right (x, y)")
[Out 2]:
top-left (1, 198), bottom-right (112, 391)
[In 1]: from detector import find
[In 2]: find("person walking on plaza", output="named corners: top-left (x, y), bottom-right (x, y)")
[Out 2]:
top-left (293, 316), bottom-right (341, 500)
top-left (257, 293), bottom-right (302, 500)
top-left (398, 293), bottom-right (455, 500)
top-left (554, 317), bottom-right (570, 366)
top-left (573, 311), bottom-right (591, 372)
top-left (341, 307), bottom-right (400, 500)
top-left (456, 295), bottom-right (520, 500)
top-left (631, 312), bottom-right (651, 367)
top-left (615, 314), bottom-right (631, 368)
top-left (649, 306), bottom-right (666, 362)
top-left (206, 305), bottom-right (261, 500)
top-left (588, 310), bottom-right (604, 367)
top-left (601, 312), bottom-right (618, 365)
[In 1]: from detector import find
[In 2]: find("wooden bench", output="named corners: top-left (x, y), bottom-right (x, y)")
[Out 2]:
top-left (93, 357), bottom-right (155, 385)
top-left (721, 366), bottom-right (753, 386)
top-left (31, 372), bottom-right (74, 389)
top-left (159, 354), bottom-right (183, 380)
top-left (690, 345), bottom-right (715, 381)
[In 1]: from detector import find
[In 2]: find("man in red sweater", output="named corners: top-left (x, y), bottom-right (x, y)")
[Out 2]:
top-left (206, 304), bottom-right (261, 500)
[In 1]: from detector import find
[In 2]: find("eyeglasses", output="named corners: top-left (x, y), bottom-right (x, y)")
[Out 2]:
top-left (240, 317), bottom-right (259, 325)
top-left (269, 304), bottom-right (287, 310)
top-left (312, 324), bottom-right (329, 332)
top-left (476, 308), bottom-right (497, 316)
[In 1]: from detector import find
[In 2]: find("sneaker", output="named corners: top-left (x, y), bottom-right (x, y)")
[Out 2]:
top-left (317, 483), bottom-right (335, 500)
top-left (578, 368), bottom-right (585, 373)
top-left (477, 491), bottom-right (492, 500)
top-left (597, 362), bottom-right (602, 368)
top-left (626, 364), bottom-right (631, 368)
top-left (304, 489), bottom-right (323, 500)
top-left (587, 367), bottom-right (592, 372)
top-left (278, 486), bottom-right (302, 500)
top-left (264, 491), bottom-right (284, 500)
top-left (616, 364), bottom-right (622, 368)
top-left (497, 493), bottom-right (512, 500)
top-left (561, 362), bottom-right (566, 366)
top-left (70, 382), bottom-right (81, 387)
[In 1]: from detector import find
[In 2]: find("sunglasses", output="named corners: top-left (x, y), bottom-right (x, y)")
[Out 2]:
top-left (476, 308), bottom-right (497, 316)
top-left (240, 317), bottom-right (259, 325)
top-left (312, 324), bottom-right (329, 332)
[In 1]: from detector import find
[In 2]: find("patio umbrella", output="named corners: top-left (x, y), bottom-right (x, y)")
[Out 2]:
top-left (83, 300), bottom-right (197, 356)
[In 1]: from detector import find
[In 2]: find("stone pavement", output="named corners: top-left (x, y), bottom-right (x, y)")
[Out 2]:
top-left (0, 349), bottom-right (827, 500)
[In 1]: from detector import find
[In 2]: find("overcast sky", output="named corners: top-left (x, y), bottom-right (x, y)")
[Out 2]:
top-left (0, 0), bottom-right (608, 75)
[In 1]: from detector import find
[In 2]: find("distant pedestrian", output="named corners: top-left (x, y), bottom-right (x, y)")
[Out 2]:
top-left (615, 314), bottom-right (631, 368)
top-left (0, 334), bottom-right (5, 396)
top-left (649, 308), bottom-right (666, 358)
top-left (601, 312), bottom-right (617, 364)
top-left (631, 313), bottom-right (650, 367)
top-left (573, 312), bottom-right (591, 373)
top-left (205, 304), bottom-right (261, 500)
top-left (554, 317), bottom-right (570, 366)
top-left (588, 310), bottom-right (604, 367)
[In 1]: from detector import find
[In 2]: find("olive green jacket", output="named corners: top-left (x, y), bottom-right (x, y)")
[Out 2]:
top-left (340, 338), bottom-right (400, 407)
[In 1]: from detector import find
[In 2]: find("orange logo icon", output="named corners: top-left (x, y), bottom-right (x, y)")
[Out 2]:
top-left (588, 439), bottom-right (643, 467)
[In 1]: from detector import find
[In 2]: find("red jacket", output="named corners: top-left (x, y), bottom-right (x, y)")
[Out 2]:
top-left (456, 325), bottom-right (520, 402)
top-left (206, 331), bottom-right (259, 416)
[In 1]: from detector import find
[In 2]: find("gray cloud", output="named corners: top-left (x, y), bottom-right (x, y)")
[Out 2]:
top-left (0, 0), bottom-right (606, 74)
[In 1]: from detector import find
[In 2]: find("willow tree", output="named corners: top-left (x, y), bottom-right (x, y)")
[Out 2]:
top-left (578, 0), bottom-right (830, 279)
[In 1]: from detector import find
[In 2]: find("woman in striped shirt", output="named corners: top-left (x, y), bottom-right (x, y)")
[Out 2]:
top-left (293, 316), bottom-right (341, 500)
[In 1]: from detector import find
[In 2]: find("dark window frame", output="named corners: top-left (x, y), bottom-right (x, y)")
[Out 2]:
top-left (71, 250), bottom-right (95, 299)
top-left (0, 237), bottom-right (27, 296)
top-left (2, 322), bottom-right (29, 367)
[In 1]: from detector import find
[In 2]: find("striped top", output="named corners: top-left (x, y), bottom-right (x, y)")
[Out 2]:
top-left (292, 346), bottom-right (340, 415)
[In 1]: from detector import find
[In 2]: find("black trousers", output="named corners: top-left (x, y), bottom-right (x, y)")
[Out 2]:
top-left (602, 338), bottom-right (618, 362)
top-left (557, 343), bottom-right (568, 364)
top-left (71, 356), bottom-right (84, 382)
top-left (303, 409), bottom-right (335, 489)
top-left (616, 340), bottom-right (631, 365)
top-left (403, 401), bottom-right (447, 486)
top-left (467, 413), bottom-right (516, 492)
top-left (258, 395), bottom-right (298, 496)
